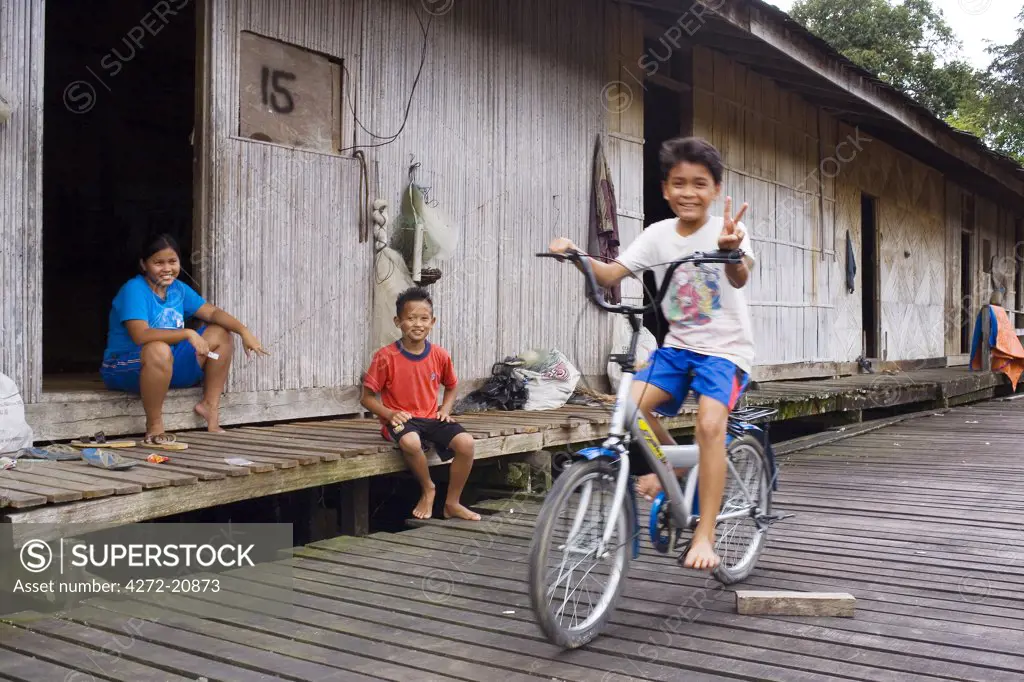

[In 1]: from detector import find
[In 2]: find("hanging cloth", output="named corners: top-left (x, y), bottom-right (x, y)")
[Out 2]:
top-left (588, 135), bottom-right (621, 304)
top-left (846, 230), bottom-right (857, 294)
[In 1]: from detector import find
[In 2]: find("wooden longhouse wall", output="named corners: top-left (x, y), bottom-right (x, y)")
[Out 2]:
top-left (689, 44), bottom-right (1021, 369)
top-left (200, 0), bottom-right (624, 396)
top-left (603, 3), bottom-right (647, 308)
top-left (691, 45), bottom-right (838, 368)
top-left (834, 121), bottom-right (947, 362)
top-left (942, 189), bottom-right (1020, 355)
top-left (0, 0), bottom-right (43, 403)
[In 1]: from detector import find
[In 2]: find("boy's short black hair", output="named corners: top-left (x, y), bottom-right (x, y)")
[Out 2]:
top-left (659, 136), bottom-right (723, 185)
top-left (395, 286), bottom-right (434, 317)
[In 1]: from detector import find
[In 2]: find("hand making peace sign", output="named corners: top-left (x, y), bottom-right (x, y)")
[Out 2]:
top-left (717, 196), bottom-right (749, 251)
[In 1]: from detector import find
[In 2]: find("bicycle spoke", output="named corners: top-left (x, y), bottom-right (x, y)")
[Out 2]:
top-left (532, 462), bottom-right (631, 641)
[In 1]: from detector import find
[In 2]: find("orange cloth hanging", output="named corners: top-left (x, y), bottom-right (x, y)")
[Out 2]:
top-left (971, 305), bottom-right (1024, 391)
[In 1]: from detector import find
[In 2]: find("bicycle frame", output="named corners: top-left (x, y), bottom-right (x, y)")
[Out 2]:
top-left (538, 247), bottom-right (775, 555)
top-left (584, 370), bottom-right (722, 535)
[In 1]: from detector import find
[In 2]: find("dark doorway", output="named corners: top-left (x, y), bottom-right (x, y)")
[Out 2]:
top-left (960, 195), bottom-right (976, 354)
top-left (860, 194), bottom-right (879, 358)
top-left (1015, 219), bottom-right (1023, 330)
top-left (42, 0), bottom-right (197, 385)
top-left (961, 232), bottom-right (973, 353)
top-left (642, 80), bottom-right (689, 345)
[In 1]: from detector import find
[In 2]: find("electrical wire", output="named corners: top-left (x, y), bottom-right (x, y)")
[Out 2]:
top-left (337, 1), bottom-right (434, 154)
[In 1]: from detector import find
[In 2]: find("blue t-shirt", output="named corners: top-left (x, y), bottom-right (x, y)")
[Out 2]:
top-left (104, 275), bottom-right (207, 357)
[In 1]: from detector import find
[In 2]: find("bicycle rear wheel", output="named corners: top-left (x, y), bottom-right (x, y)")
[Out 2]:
top-left (527, 458), bottom-right (633, 649)
top-left (712, 434), bottom-right (773, 585)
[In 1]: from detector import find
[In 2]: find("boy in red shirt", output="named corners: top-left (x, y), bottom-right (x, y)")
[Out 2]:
top-left (361, 287), bottom-right (481, 521)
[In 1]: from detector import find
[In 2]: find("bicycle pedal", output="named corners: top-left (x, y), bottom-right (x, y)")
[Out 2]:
top-left (674, 539), bottom-right (692, 566)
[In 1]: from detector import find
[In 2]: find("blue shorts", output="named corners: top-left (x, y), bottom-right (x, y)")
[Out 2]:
top-left (100, 325), bottom-right (207, 394)
top-left (634, 347), bottom-right (749, 416)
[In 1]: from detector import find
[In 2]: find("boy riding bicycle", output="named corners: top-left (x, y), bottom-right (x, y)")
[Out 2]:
top-left (547, 136), bottom-right (756, 571)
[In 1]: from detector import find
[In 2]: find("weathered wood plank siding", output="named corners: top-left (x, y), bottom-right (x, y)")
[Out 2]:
top-left (690, 44), bottom-right (993, 367)
top-left (0, 0), bottom-right (43, 402)
top-left (202, 0), bottom-right (376, 395)
top-left (837, 121), bottom-right (948, 361)
top-left (202, 0), bottom-right (615, 392)
top-left (944, 181), bottom-right (964, 355)
top-left (692, 45), bottom-right (837, 367)
top-left (353, 0), bottom-right (614, 380)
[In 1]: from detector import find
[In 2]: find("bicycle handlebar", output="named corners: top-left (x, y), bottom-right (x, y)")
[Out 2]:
top-left (535, 247), bottom-right (745, 316)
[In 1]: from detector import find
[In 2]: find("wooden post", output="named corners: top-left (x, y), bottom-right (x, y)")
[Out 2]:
top-left (981, 305), bottom-right (992, 372)
top-left (339, 478), bottom-right (370, 537)
top-left (300, 487), bottom-right (339, 545)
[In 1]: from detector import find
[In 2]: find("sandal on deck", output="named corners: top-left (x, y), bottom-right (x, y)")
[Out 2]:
top-left (81, 448), bottom-right (137, 471)
top-left (141, 433), bottom-right (188, 451)
top-left (71, 431), bottom-right (136, 448)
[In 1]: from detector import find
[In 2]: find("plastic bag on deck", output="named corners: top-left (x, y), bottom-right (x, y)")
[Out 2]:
top-left (0, 373), bottom-right (34, 454)
top-left (517, 349), bottom-right (581, 411)
top-left (607, 316), bottom-right (658, 393)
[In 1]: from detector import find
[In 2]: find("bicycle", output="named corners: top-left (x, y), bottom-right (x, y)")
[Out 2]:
top-left (527, 248), bottom-right (784, 649)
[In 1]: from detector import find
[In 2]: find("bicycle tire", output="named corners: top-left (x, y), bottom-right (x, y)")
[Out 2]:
top-left (527, 458), bottom-right (634, 649)
top-left (712, 434), bottom-right (773, 585)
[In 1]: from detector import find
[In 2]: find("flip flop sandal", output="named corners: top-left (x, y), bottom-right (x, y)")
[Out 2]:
top-left (81, 447), bottom-right (137, 471)
top-left (71, 431), bottom-right (136, 448)
top-left (141, 433), bottom-right (188, 451)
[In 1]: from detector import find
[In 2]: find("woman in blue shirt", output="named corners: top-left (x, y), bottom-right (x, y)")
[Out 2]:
top-left (101, 233), bottom-right (269, 446)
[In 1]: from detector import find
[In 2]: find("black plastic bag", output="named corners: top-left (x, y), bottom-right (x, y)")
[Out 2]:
top-left (452, 358), bottom-right (529, 414)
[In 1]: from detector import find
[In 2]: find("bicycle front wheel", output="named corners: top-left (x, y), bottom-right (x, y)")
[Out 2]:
top-left (527, 458), bottom-right (634, 649)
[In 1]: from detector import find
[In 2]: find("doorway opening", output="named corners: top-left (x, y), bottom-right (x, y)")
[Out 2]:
top-left (961, 232), bottom-right (973, 353)
top-left (960, 194), bottom-right (976, 354)
top-left (860, 194), bottom-right (879, 359)
top-left (42, 0), bottom-right (197, 390)
top-left (1015, 219), bottom-right (1023, 330)
top-left (641, 61), bottom-right (692, 345)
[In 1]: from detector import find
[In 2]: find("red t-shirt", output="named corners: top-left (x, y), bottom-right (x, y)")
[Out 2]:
top-left (362, 341), bottom-right (458, 427)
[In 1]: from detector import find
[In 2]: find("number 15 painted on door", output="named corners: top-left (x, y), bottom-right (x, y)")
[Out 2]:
top-left (261, 66), bottom-right (296, 114)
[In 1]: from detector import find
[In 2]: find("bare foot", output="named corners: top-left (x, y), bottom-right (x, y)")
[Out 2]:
top-left (194, 402), bottom-right (225, 433)
top-left (443, 502), bottom-right (481, 521)
top-left (683, 536), bottom-right (720, 570)
top-left (412, 487), bottom-right (436, 519)
top-left (634, 473), bottom-right (663, 501)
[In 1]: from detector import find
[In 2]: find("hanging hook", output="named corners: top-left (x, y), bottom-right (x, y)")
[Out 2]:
top-left (408, 155), bottom-right (421, 184)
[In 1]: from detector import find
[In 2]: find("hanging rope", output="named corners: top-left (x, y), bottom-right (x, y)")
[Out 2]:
top-left (372, 199), bottom-right (394, 284)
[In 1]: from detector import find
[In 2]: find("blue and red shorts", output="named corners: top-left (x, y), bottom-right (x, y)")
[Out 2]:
top-left (100, 325), bottom-right (207, 394)
top-left (633, 347), bottom-right (749, 416)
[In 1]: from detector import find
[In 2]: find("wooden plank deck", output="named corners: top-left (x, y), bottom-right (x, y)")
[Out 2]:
top-left (1, 367), bottom-right (1011, 525)
top-left (2, 396), bottom-right (1021, 680)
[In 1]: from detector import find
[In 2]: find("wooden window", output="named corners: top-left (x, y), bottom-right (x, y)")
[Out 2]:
top-left (238, 31), bottom-right (344, 154)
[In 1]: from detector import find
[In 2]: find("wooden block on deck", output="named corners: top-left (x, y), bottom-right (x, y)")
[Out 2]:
top-left (735, 590), bottom-right (856, 617)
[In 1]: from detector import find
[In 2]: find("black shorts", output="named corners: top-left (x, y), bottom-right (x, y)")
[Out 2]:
top-left (385, 417), bottom-right (467, 461)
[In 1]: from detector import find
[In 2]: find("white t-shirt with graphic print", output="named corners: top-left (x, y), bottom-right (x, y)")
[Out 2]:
top-left (615, 216), bottom-right (756, 375)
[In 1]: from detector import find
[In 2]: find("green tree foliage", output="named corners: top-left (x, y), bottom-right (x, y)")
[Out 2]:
top-left (972, 9), bottom-right (1024, 162)
top-left (790, 0), bottom-right (1024, 163)
top-left (789, 0), bottom-right (978, 120)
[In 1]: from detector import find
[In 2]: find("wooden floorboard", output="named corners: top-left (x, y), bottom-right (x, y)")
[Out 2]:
top-left (3, 397), bottom-right (1020, 679)
top-left (2, 368), bottom-right (1015, 525)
